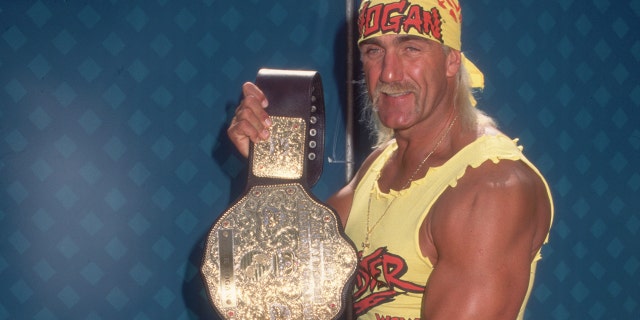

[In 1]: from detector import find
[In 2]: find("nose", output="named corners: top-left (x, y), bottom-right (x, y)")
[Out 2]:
top-left (380, 51), bottom-right (403, 83)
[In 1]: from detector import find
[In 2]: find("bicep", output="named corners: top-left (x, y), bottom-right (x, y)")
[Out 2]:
top-left (422, 162), bottom-right (540, 319)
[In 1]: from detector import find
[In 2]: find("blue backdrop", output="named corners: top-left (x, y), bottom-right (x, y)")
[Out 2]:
top-left (1, 1), bottom-right (638, 319)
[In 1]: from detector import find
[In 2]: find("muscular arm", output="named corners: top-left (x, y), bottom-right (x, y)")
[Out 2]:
top-left (422, 160), bottom-right (551, 319)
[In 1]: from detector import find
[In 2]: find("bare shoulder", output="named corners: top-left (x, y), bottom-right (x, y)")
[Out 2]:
top-left (430, 158), bottom-right (552, 259)
top-left (464, 159), bottom-right (543, 195)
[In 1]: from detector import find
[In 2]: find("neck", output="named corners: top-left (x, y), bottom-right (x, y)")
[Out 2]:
top-left (379, 109), bottom-right (461, 192)
top-left (395, 107), bottom-right (458, 161)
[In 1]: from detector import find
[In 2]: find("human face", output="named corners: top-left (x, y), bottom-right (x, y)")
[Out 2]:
top-left (359, 35), bottom-right (460, 132)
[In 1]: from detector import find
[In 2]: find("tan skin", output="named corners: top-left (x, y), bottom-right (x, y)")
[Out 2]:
top-left (228, 35), bottom-right (551, 319)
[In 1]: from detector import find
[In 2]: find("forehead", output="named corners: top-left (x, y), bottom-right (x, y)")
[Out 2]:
top-left (359, 34), bottom-right (441, 47)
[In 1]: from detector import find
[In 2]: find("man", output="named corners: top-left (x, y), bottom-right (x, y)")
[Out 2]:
top-left (228, 0), bottom-right (553, 319)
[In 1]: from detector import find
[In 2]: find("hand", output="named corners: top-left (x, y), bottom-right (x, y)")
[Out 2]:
top-left (227, 82), bottom-right (272, 157)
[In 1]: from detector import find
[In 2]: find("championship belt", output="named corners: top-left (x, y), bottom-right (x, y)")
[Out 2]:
top-left (201, 69), bottom-right (357, 319)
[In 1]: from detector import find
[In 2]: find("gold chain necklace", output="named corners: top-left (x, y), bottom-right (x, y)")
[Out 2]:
top-left (362, 115), bottom-right (458, 251)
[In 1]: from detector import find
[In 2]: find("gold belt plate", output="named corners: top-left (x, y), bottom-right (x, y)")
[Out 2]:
top-left (202, 184), bottom-right (357, 319)
top-left (252, 116), bottom-right (306, 180)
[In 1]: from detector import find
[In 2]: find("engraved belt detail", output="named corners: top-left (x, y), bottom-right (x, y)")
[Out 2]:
top-left (252, 117), bottom-right (306, 180)
top-left (202, 184), bottom-right (357, 319)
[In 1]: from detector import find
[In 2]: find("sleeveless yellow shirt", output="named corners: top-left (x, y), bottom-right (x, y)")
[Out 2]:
top-left (344, 134), bottom-right (554, 320)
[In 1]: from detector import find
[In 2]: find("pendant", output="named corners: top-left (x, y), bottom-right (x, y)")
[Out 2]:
top-left (361, 241), bottom-right (369, 250)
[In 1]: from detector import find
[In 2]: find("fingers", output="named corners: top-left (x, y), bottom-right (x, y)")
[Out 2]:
top-left (227, 82), bottom-right (272, 158)
top-left (242, 82), bottom-right (269, 109)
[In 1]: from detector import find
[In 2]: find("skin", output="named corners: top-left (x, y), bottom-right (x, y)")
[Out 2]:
top-left (227, 34), bottom-right (552, 319)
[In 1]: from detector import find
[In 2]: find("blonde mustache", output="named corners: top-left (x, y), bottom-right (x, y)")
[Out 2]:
top-left (371, 82), bottom-right (418, 111)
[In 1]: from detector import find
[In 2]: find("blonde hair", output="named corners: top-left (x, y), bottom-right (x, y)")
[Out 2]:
top-left (360, 47), bottom-right (495, 148)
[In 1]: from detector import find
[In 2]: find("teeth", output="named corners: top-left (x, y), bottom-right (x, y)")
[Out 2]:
top-left (386, 92), bottom-right (409, 97)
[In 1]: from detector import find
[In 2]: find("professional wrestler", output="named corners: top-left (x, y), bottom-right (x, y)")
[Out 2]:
top-left (227, 1), bottom-right (553, 319)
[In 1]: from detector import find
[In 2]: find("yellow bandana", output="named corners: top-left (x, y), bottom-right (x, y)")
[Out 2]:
top-left (358, 0), bottom-right (461, 49)
top-left (358, 0), bottom-right (484, 90)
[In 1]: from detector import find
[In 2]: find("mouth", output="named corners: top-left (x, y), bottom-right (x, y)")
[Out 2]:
top-left (375, 82), bottom-right (417, 98)
top-left (372, 90), bottom-right (414, 112)
top-left (383, 91), bottom-right (412, 98)
top-left (370, 82), bottom-right (417, 111)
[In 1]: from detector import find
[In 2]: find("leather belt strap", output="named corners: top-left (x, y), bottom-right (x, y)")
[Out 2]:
top-left (201, 69), bottom-right (357, 320)
top-left (249, 68), bottom-right (325, 188)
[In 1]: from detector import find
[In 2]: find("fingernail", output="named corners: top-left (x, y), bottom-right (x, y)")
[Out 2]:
top-left (261, 129), bottom-right (270, 139)
top-left (261, 99), bottom-right (268, 108)
top-left (265, 118), bottom-right (272, 126)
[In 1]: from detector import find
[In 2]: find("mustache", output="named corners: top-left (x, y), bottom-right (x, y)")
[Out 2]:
top-left (371, 82), bottom-right (418, 110)
top-left (375, 82), bottom-right (418, 95)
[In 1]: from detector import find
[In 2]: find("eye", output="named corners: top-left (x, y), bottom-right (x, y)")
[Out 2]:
top-left (362, 46), bottom-right (383, 58)
top-left (403, 44), bottom-right (421, 52)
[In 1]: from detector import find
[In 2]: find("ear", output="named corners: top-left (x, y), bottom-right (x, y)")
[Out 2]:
top-left (445, 49), bottom-right (462, 78)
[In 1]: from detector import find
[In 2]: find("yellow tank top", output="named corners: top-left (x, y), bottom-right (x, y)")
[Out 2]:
top-left (344, 134), bottom-right (554, 320)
